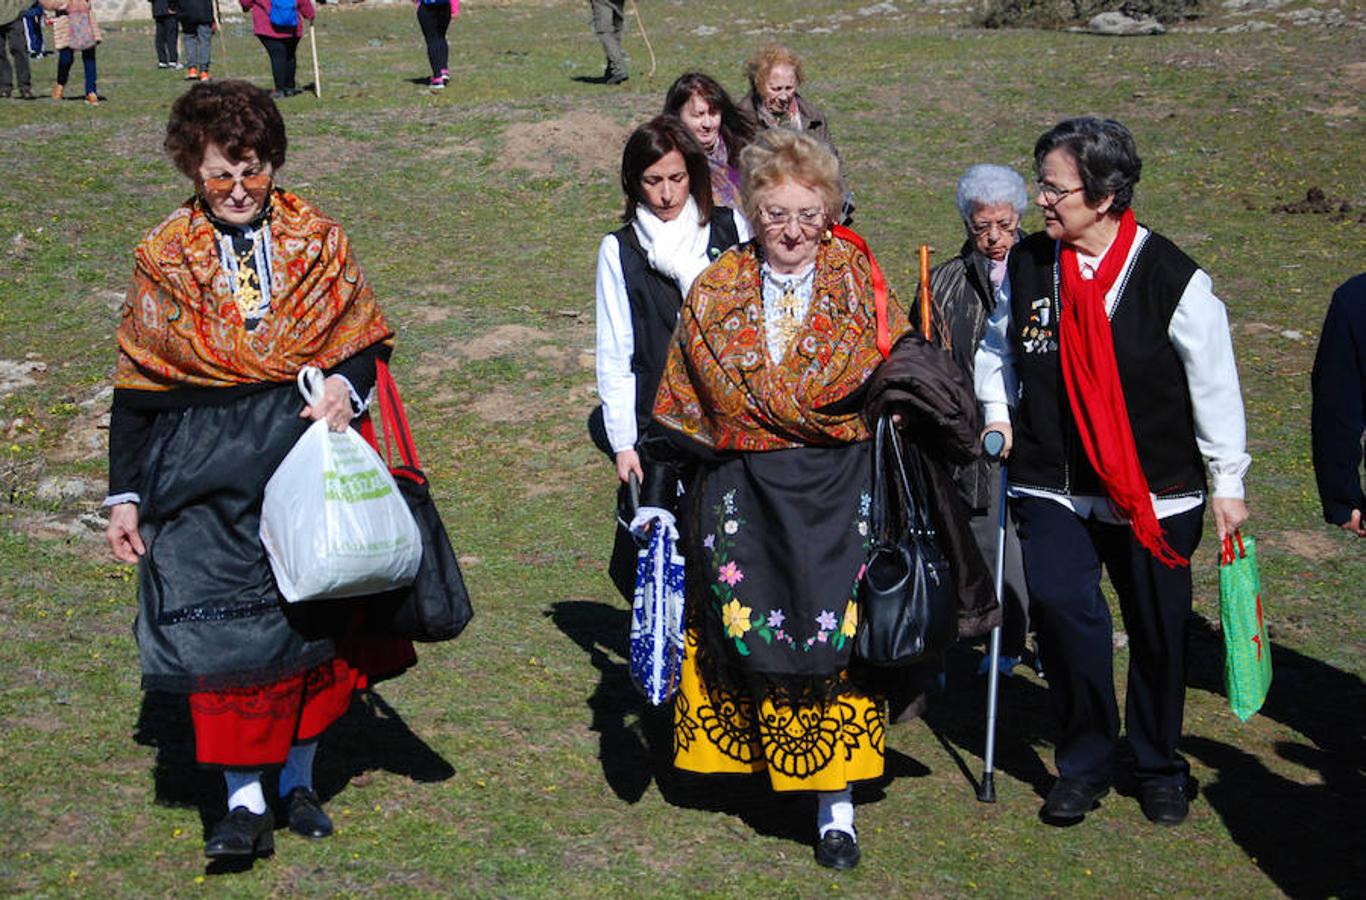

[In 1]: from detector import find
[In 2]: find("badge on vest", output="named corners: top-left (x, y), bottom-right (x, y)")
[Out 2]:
top-left (1022, 297), bottom-right (1057, 354)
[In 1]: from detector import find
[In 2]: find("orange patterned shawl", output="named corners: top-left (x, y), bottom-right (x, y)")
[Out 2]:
top-left (115, 190), bottom-right (393, 392)
top-left (654, 235), bottom-right (912, 451)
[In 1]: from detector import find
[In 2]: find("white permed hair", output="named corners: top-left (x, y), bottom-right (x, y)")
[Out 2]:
top-left (955, 164), bottom-right (1029, 223)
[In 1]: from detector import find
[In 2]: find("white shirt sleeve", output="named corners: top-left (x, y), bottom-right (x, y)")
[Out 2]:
top-left (1167, 269), bottom-right (1251, 498)
top-left (595, 234), bottom-right (638, 454)
top-left (974, 272), bottom-right (1017, 426)
top-left (732, 208), bottom-right (752, 245)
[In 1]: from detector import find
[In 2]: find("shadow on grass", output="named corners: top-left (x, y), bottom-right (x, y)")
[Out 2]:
top-left (922, 642), bottom-right (1056, 800)
top-left (134, 685), bottom-right (453, 872)
top-left (548, 598), bottom-right (940, 849)
top-left (1181, 617), bottom-right (1366, 898)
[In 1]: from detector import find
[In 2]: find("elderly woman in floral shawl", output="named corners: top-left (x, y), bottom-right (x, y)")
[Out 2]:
top-left (654, 129), bottom-right (978, 870)
top-left (104, 81), bottom-right (414, 862)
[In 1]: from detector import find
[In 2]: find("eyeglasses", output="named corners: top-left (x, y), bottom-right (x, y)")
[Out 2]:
top-left (968, 216), bottom-right (1019, 237)
top-left (201, 172), bottom-right (273, 198)
top-left (758, 207), bottom-right (825, 230)
top-left (1036, 181), bottom-right (1082, 204)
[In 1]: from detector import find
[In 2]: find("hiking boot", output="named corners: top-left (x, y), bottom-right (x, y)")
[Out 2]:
top-left (199, 70), bottom-right (210, 81)
top-left (185, 66), bottom-right (198, 80)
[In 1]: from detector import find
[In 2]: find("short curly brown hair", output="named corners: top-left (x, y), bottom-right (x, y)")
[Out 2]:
top-left (164, 80), bottom-right (287, 178)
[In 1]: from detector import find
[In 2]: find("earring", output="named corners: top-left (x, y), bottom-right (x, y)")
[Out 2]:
top-left (822, 228), bottom-right (833, 241)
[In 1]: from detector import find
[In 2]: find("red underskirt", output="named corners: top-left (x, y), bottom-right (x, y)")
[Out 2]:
top-left (189, 635), bottom-right (415, 768)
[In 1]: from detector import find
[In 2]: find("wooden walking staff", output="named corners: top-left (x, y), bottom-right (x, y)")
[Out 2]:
top-left (212, 0), bottom-right (228, 68)
top-left (918, 243), bottom-right (933, 339)
top-left (309, 22), bottom-right (320, 98)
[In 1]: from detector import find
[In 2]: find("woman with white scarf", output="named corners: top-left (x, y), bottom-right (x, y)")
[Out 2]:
top-left (591, 115), bottom-right (750, 598)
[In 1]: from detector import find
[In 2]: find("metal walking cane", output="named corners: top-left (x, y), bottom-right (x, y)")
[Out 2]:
top-left (977, 428), bottom-right (1008, 802)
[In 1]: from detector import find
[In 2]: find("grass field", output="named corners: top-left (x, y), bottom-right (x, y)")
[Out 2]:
top-left (1, 0), bottom-right (1364, 895)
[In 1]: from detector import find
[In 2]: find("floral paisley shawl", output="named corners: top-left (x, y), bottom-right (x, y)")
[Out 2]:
top-left (653, 235), bottom-right (912, 450)
top-left (115, 189), bottom-right (393, 392)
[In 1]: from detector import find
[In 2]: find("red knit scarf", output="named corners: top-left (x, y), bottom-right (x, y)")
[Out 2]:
top-left (1059, 208), bottom-right (1188, 568)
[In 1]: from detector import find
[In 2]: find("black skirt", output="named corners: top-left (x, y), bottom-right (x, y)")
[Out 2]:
top-left (134, 383), bottom-right (354, 693)
top-left (686, 441), bottom-right (872, 697)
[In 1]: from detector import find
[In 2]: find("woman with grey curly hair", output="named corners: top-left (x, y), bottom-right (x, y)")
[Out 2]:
top-left (918, 163), bottom-right (1033, 675)
top-left (975, 116), bottom-right (1251, 828)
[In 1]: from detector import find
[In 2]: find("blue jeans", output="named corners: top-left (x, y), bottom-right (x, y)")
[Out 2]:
top-left (181, 22), bottom-right (211, 70)
top-left (56, 46), bottom-right (96, 95)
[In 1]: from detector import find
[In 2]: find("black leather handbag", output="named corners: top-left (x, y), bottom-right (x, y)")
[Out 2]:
top-left (361, 360), bottom-right (473, 643)
top-left (853, 415), bottom-right (957, 667)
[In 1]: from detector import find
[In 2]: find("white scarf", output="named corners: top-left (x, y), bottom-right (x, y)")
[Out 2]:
top-left (631, 196), bottom-right (712, 298)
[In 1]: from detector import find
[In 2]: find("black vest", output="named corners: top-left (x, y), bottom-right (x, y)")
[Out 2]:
top-left (614, 207), bottom-right (740, 435)
top-left (1006, 229), bottom-right (1206, 498)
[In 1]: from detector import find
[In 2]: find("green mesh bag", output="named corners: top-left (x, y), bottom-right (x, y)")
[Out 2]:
top-left (1218, 532), bottom-right (1272, 722)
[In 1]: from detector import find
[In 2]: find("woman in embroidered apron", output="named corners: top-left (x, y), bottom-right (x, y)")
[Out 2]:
top-left (591, 115), bottom-right (750, 597)
top-left (104, 81), bottom-right (415, 861)
top-left (975, 117), bottom-right (1251, 827)
top-left (663, 72), bottom-right (754, 216)
top-left (653, 129), bottom-right (914, 870)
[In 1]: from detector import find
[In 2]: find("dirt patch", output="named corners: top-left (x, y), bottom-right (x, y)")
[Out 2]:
top-left (470, 387), bottom-right (524, 423)
top-left (1270, 529), bottom-right (1339, 563)
top-left (462, 324), bottom-right (556, 361)
top-left (410, 304), bottom-right (456, 324)
top-left (1345, 61), bottom-right (1366, 91)
top-left (496, 112), bottom-right (628, 177)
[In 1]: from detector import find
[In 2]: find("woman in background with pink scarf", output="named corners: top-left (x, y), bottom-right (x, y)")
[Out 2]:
top-left (975, 116), bottom-right (1250, 829)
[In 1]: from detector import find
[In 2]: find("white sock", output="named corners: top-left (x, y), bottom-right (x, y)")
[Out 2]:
top-left (278, 743), bottom-right (317, 798)
top-left (224, 770), bottom-right (267, 815)
top-left (816, 788), bottom-right (855, 839)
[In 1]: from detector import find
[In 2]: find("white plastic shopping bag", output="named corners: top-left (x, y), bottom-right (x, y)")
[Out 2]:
top-left (260, 367), bottom-right (423, 602)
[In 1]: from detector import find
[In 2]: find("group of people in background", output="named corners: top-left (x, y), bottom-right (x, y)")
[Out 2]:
top-left (0, 0), bottom-right (321, 102)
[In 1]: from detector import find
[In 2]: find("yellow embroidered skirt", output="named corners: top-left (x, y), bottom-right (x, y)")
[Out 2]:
top-left (672, 631), bottom-right (885, 792)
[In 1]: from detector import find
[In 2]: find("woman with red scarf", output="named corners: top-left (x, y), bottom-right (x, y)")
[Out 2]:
top-left (104, 81), bottom-right (414, 861)
top-left (975, 117), bottom-right (1250, 828)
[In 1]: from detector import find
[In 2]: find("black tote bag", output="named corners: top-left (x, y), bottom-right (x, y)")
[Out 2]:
top-left (853, 416), bottom-right (957, 666)
top-left (361, 360), bottom-right (473, 643)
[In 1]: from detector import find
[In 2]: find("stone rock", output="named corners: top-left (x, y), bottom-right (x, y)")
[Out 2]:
top-left (858, 1), bottom-right (897, 15)
top-left (1221, 0), bottom-right (1289, 12)
top-left (692, 24), bottom-right (718, 36)
top-left (1085, 11), bottom-right (1166, 34)
top-left (0, 359), bottom-right (46, 398)
top-left (36, 476), bottom-right (100, 504)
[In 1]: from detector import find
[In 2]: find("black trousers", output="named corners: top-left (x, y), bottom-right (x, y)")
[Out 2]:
top-left (257, 34), bottom-right (299, 91)
top-left (1012, 496), bottom-right (1204, 788)
top-left (415, 1), bottom-right (451, 79)
top-left (154, 13), bottom-right (178, 64)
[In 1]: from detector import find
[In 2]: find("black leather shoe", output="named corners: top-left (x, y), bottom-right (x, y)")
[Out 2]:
top-left (1040, 778), bottom-right (1110, 825)
top-left (204, 807), bottom-right (274, 859)
top-left (1139, 782), bottom-right (1189, 826)
top-left (814, 829), bottom-right (860, 870)
top-left (284, 787), bottom-right (334, 839)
